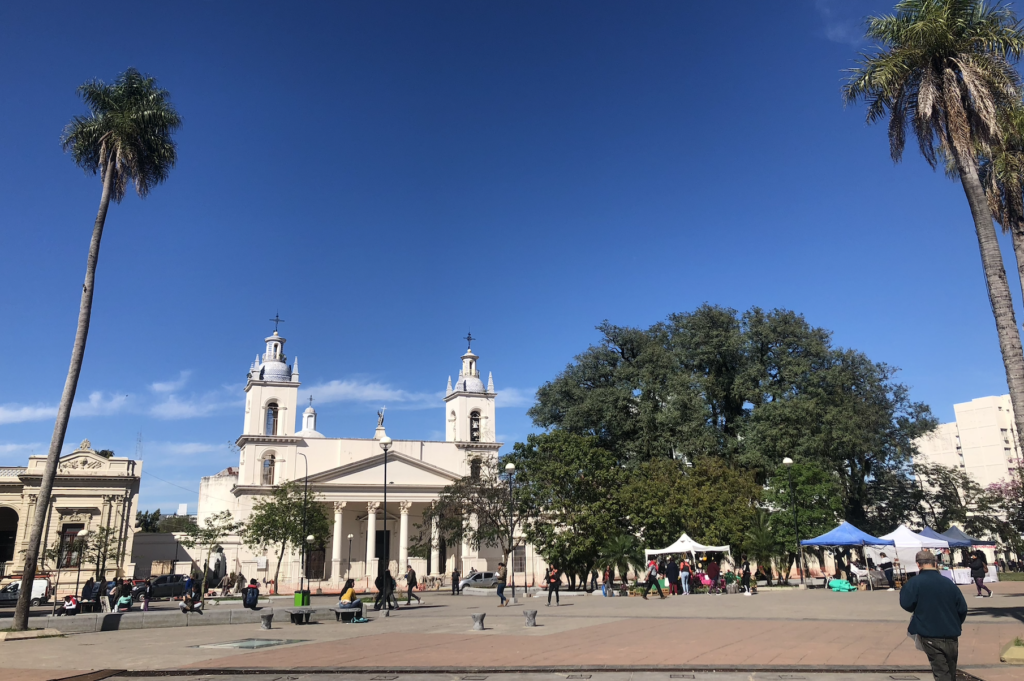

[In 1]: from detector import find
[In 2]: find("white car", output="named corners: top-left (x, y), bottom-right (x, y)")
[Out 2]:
top-left (0, 578), bottom-right (51, 607)
top-left (458, 571), bottom-right (497, 590)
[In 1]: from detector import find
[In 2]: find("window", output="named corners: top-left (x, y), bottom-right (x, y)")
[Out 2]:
top-left (470, 411), bottom-right (481, 442)
top-left (470, 458), bottom-right (481, 481)
top-left (1002, 428), bottom-right (1009, 443)
top-left (265, 402), bottom-right (279, 436)
top-left (58, 524), bottom-right (85, 568)
top-left (261, 454), bottom-right (275, 485)
top-left (513, 546), bottom-right (526, 573)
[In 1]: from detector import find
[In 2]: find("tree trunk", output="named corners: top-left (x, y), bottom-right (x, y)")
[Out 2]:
top-left (957, 154), bottom-right (1024, 457)
top-left (13, 160), bottom-right (114, 631)
top-left (273, 542), bottom-right (288, 595)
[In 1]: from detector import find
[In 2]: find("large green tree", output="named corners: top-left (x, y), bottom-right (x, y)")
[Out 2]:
top-left (14, 69), bottom-right (182, 630)
top-left (241, 482), bottom-right (330, 594)
top-left (529, 305), bottom-right (935, 529)
top-left (843, 0), bottom-right (1024, 464)
top-left (508, 432), bottom-right (624, 589)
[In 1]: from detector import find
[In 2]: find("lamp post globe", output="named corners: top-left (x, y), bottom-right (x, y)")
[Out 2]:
top-left (782, 457), bottom-right (793, 466)
top-left (505, 462), bottom-right (515, 473)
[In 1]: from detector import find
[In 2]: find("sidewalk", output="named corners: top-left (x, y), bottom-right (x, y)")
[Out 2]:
top-left (3, 584), bottom-right (1022, 681)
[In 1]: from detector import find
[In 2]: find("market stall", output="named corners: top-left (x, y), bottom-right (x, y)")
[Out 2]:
top-left (644, 532), bottom-right (731, 558)
top-left (801, 522), bottom-right (895, 590)
top-left (871, 525), bottom-right (949, 573)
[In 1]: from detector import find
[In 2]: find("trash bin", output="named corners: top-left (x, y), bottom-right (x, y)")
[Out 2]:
top-left (294, 590), bottom-right (310, 606)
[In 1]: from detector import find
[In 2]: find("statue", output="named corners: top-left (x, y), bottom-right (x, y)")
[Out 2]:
top-left (377, 406), bottom-right (386, 428)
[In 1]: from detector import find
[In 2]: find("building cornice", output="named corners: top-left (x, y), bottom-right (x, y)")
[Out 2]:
top-left (235, 434), bottom-right (303, 447)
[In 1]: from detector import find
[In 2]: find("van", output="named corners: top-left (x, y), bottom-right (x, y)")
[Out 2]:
top-left (0, 578), bottom-right (51, 607)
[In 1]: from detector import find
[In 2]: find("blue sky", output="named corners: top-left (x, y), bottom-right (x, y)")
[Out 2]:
top-left (2, 0), bottom-right (1022, 513)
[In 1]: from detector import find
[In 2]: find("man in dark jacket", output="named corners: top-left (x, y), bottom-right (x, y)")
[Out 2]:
top-left (969, 551), bottom-right (992, 598)
top-left (899, 550), bottom-right (968, 681)
top-left (665, 558), bottom-right (680, 595)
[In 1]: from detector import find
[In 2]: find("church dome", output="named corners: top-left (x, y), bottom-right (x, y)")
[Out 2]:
top-left (454, 375), bottom-right (486, 393)
top-left (260, 360), bottom-right (292, 382)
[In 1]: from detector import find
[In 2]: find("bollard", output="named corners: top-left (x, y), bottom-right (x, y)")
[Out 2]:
top-left (260, 612), bottom-right (274, 630)
top-left (523, 609), bottom-right (537, 627)
top-left (471, 613), bottom-right (486, 631)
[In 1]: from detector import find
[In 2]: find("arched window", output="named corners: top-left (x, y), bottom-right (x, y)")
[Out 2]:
top-left (265, 402), bottom-right (279, 436)
top-left (261, 454), bottom-right (276, 485)
top-left (470, 410), bottom-right (481, 442)
top-left (470, 458), bottom-right (481, 481)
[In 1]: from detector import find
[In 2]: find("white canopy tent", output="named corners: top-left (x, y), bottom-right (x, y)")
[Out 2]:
top-left (645, 533), bottom-right (731, 558)
top-left (867, 525), bottom-right (949, 572)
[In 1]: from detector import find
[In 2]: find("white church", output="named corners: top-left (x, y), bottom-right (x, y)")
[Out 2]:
top-left (196, 327), bottom-right (534, 592)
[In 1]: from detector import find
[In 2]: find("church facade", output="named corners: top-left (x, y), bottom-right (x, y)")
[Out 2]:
top-left (197, 328), bottom-right (537, 591)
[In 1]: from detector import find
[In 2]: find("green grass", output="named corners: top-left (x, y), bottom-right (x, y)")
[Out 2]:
top-left (1013, 636), bottom-right (1024, 647)
top-left (998, 573), bottom-right (1024, 581)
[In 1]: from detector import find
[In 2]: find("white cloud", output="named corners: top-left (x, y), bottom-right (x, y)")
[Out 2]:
top-left (308, 379), bottom-right (440, 410)
top-left (75, 391), bottom-right (129, 416)
top-left (148, 393), bottom-right (240, 420)
top-left (150, 371), bottom-right (192, 393)
top-left (0, 391), bottom-right (127, 425)
top-left (145, 441), bottom-right (228, 456)
top-left (496, 387), bottom-right (534, 409)
top-left (0, 403), bottom-right (55, 425)
top-left (814, 0), bottom-right (868, 47)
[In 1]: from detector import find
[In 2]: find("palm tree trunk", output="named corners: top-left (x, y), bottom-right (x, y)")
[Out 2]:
top-left (956, 154), bottom-right (1024, 457)
top-left (12, 160), bottom-right (114, 631)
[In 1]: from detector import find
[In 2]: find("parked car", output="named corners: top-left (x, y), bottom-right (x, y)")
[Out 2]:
top-left (458, 571), bottom-right (497, 590)
top-left (132, 574), bottom-right (186, 602)
top-left (0, 578), bottom-right (51, 607)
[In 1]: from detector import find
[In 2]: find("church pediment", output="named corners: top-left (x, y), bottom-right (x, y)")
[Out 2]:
top-left (306, 452), bottom-right (460, 487)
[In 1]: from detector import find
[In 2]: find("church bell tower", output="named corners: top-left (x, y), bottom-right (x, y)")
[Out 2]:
top-left (444, 334), bottom-right (497, 444)
top-left (242, 324), bottom-right (300, 438)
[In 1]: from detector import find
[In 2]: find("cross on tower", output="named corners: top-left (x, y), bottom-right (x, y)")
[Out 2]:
top-left (464, 330), bottom-right (475, 349)
top-left (270, 312), bottom-right (285, 332)
top-left (308, 395), bottom-right (314, 408)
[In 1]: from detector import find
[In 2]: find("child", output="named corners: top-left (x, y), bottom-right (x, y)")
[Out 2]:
top-left (242, 578), bottom-right (260, 610)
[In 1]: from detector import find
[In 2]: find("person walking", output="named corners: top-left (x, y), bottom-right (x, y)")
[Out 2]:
top-left (546, 564), bottom-right (562, 606)
top-left (451, 567), bottom-right (461, 595)
top-left (707, 557), bottom-right (721, 594)
top-left (602, 566), bottom-right (612, 597)
top-left (969, 551), bottom-right (992, 598)
top-left (666, 557), bottom-right (680, 595)
top-left (878, 552), bottom-right (896, 591)
top-left (405, 564), bottom-right (422, 605)
top-left (680, 560), bottom-right (691, 595)
top-left (496, 562), bottom-right (508, 606)
top-left (899, 550), bottom-right (967, 681)
top-left (740, 554), bottom-right (752, 595)
top-left (141, 578), bottom-right (153, 612)
top-left (642, 558), bottom-right (666, 600)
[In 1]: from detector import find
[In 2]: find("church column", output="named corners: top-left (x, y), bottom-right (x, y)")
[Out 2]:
top-left (365, 502), bottom-right (379, 564)
top-left (331, 502), bottom-right (346, 583)
top-left (430, 517), bottom-right (439, 576)
top-left (398, 501), bottom-right (411, 571)
top-left (461, 513), bottom-right (472, 572)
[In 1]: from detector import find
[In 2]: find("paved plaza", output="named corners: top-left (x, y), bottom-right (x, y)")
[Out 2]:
top-left (4, 584), bottom-right (1024, 681)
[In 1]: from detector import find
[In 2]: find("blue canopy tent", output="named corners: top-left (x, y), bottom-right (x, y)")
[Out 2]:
top-left (923, 526), bottom-right (970, 548)
top-left (941, 526), bottom-right (994, 547)
top-left (801, 523), bottom-right (895, 548)
top-left (801, 523), bottom-right (894, 590)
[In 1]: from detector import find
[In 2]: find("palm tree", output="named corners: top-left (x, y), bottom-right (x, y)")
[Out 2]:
top-left (843, 0), bottom-right (1024, 453)
top-left (12, 69), bottom-right (181, 630)
top-left (743, 509), bottom-right (779, 586)
top-left (980, 104), bottom-right (1024, 309)
top-left (599, 533), bottom-right (645, 588)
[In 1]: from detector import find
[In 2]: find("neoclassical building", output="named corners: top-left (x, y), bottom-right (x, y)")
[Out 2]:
top-left (0, 441), bottom-right (142, 584)
top-left (197, 328), bottom-right (532, 591)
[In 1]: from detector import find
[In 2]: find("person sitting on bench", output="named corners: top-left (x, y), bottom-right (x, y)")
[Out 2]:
top-left (338, 578), bottom-right (358, 607)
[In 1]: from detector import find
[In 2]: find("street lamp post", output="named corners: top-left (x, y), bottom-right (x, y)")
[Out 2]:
top-left (505, 462), bottom-right (516, 604)
top-left (347, 533), bottom-right (354, 577)
top-left (782, 457), bottom-right (806, 585)
top-left (296, 452), bottom-right (309, 603)
top-left (305, 534), bottom-right (315, 595)
top-left (379, 435), bottom-right (392, 617)
top-left (73, 529), bottom-right (90, 605)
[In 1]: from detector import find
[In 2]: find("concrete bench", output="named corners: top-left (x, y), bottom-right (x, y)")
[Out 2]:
top-left (329, 603), bottom-right (365, 622)
top-left (283, 607), bottom-right (314, 624)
